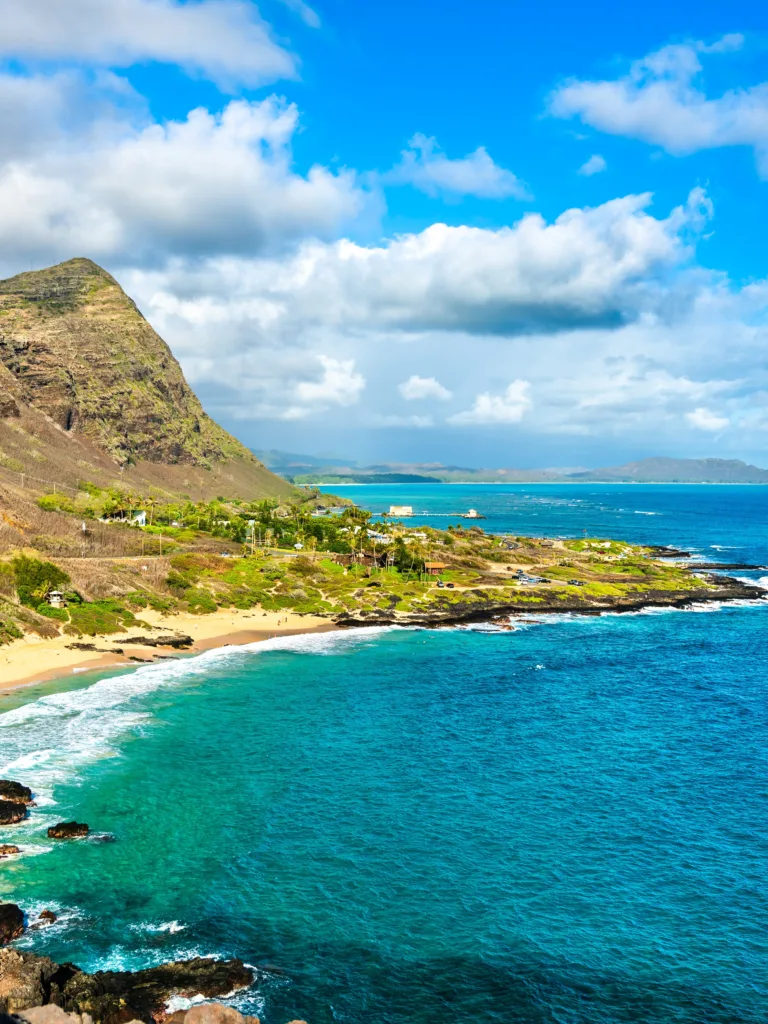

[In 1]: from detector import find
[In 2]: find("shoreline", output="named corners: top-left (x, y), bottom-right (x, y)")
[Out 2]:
top-left (0, 607), bottom-right (339, 695)
top-left (2, 573), bottom-right (765, 696)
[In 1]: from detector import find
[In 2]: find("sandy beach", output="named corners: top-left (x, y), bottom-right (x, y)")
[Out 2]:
top-left (0, 607), bottom-right (338, 693)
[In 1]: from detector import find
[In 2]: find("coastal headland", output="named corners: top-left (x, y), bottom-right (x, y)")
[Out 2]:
top-left (1, 528), bottom-right (764, 692)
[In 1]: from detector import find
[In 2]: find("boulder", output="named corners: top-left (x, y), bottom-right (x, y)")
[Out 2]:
top-left (162, 1008), bottom-right (259, 1024)
top-left (0, 803), bottom-right (26, 826)
top-left (0, 848), bottom-right (20, 859)
top-left (184, 1006), bottom-right (248, 1024)
top-left (19, 1007), bottom-right (90, 1024)
top-left (0, 949), bottom-right (78, 1012)
top-left (2, 953), bottom-right (254, 1024)
top-left (47, 824), bottom-right (89, 840)
top-left (63, 959), bottom-right (254, 1023)
top-left (0, 783), bottom-right (32, 806)
top-left (37, 914), bottom-right (56, 926)
top-left (0, 908), bottom-right (24, 947)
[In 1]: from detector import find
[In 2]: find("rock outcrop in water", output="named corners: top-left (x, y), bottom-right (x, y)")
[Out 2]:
top-left (47, 823), bottom-right (89, 840)
top-left (0, 907), bottom-right (25, 947)
top-left (0, 803), bottom-right (26, 826)
top-left (0, 783), bottom-right (33, 806)
top-left (0, 847), bottom-right (21, 859)
top-left (0, 952), bottom-right (254, 1023)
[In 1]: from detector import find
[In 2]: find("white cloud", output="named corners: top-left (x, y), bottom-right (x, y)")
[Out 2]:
top-left (387, 134), bottom-right (530, 200)
top-left (0, 0), bottom-right (295, 88)
top-left (578, 154), bottom-right (607, 176)
top-left (0, 95), bottom-right (367, 266)
top-left (277, 0), bottom-right (321, 28)
top-left (296, 355), bottom-right (366, 407)
top-left (137, 188), bottom-right (710, 345)
top-left (686, 407), bottom-right (730, 431)
top-left (399, 375), bottom-right (452, 400)
top-left (370, 414), bottom-right (434, 428)
top-left (449, 381), bottom-right (532, 425)
top-left (126, 255), bottom-right (768, 444)
top-left (549, 36), bottom-right (768, 176)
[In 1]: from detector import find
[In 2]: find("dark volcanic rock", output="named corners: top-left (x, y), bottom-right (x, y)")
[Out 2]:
top-left (0, 949), bottom-right (79, 1012)
top-left (0, 847), bottom-right (21, 858)
top-left (47, 823), bottom-right (89, 840)
top-left (0, 803), bottom-right (26, 826)
top-left (1, 952), bottom-right (253, 1023)
top-left (37, 913), bottom-right (57, 926)
top-left (63, 957), bottom-right (254, 1023)
top-left (117, 636), bottom-right (193, 650)
top-left (0, 907), bottom-right (25, 947)
top-left (684, 562), bottom-right (766, 570)
top-left (0, 783), bottom-right (32, 806)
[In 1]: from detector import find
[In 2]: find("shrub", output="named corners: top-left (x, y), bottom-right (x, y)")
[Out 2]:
top-left (166, 569), bottom-right (192, 595)
top-left (68, 599), bottom-right (137, 636)
top-left (37, 493), bottom-right (76, 514)
top-left (12, 555), bottom-right (70, 608)
top-left (0, 618), bottom-right (23, 645)
top-left (184, 588), bottom-right (218, 614)
top-left (36, 603), bottom-right (69, 622)
top-left (78, 481), bottom-right (104, 497)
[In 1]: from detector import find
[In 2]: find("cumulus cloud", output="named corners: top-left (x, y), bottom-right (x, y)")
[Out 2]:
top-left (127, 255), bottom-right (768, 443)
top-left (549, 35), bottom-right (768, 176)
top-left (578, 154), bottom-right (607, 176)
top-left (134, 188), bottom-right (708, 338)
top-left (448, 381), bottom-right (532, 425)
top-left (387, 134), bottom-right (530, 200)
top-left (0, 0), bottom-right (295, 87)
top-left (399, 375), bottom-right (452, 400)
top-left (0, 95), bottom-right (367, 267)
top-left (295, 355), bottom-right (366, 407)
top-left (686, 406), bottom-right (730, 431)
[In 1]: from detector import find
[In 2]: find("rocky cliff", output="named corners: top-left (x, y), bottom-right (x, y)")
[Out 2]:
top-left (0, 259), bottom-right (246, 466)
top-left (0, 259), bottom-right (294, 502)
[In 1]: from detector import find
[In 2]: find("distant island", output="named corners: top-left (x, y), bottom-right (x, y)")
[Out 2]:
top-left (255, 451), bottom-right (768, 486)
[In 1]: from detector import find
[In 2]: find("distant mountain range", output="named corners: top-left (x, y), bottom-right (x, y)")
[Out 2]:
top-left (254, 451), bottom-right (768, 485)
top-left (567, 458), bottom-right (768, 483)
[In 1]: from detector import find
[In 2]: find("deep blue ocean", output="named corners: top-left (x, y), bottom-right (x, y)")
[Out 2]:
top-left (1, 485), bottom-right (767, 1024)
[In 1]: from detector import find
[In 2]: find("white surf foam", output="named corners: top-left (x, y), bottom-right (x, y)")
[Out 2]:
top-left (735, 575), bottom-right (768, 589)
top-left (130, 920), bottom-right (187, 935)
top-left (0, 627), bottom-right (398, 811)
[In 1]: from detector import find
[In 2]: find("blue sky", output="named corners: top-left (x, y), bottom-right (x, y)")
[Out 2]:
top-left (1, 0), bottom-right (768, 468)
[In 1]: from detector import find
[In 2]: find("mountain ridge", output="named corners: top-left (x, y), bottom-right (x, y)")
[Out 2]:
top-left (0, 258), bottom-right (295, 503)
top-left (260, 451), bottom-right (768, 485)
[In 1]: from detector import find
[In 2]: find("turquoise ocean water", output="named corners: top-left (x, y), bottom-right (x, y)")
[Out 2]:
top-left (1, 484), bottom-right (767, 1023)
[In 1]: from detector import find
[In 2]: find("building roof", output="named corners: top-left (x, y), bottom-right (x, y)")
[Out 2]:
top-left (424, 561), bottom-right (448, 569)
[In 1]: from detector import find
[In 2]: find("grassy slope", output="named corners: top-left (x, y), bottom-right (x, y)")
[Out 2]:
top-left (0, 529), bottom-right (746, 645)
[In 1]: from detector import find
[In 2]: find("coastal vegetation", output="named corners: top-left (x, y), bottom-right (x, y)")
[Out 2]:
top-left (0, 492), bottom-right (758, 644)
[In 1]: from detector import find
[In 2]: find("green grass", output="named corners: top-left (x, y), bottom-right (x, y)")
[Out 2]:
top-left (68, 599), bottom-right (139, 636)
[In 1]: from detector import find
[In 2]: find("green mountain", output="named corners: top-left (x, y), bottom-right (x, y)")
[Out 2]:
top-left (568, 458), bottom-right (768, 483)
top-left (263, 450), bottom-right (768, 486)
top-left (0, 258), bottom-right (295, 502)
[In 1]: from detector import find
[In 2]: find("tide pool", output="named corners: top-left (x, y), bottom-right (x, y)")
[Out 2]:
top-left (1, 485), bottom-right (767, 1024)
